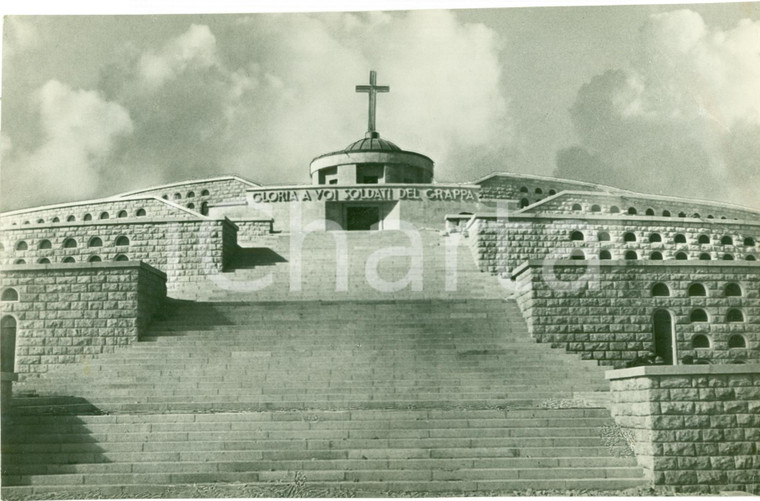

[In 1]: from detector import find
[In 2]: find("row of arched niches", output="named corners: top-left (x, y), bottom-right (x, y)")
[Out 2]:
top-left (648, 281), bottom-right (751, 351)
top-left (1, 236), bottom-right (131, 264)
top-left (564, 229), bottom-right (758, 261)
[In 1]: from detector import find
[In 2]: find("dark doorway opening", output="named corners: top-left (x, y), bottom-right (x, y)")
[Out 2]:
top-left (1, 316), bottom-right (17, 373)
top-left (346, 206), bottom-right (380, 231)
top-left (653, 309), bottom-right (674, 365)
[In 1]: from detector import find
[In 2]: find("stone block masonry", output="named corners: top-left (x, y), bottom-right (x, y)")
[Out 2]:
top-left (1, 218), bottom-right (238, 294)
top-left (607, 365), bottom-right (760, 494)
top-left (0, 261), bottom-right (166, 376)
top-left (511, 261), bottom-right (759, 366)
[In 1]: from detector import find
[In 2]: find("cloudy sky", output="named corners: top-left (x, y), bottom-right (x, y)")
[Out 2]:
top-left (2, 2), bottom-right (759, 210)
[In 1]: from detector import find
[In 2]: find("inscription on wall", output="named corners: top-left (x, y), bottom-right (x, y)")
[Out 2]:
top-left (250, 187), bottom-right (479, 203)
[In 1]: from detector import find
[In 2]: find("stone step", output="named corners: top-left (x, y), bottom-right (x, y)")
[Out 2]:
top-left (0, 477), bottom-right (648, 498)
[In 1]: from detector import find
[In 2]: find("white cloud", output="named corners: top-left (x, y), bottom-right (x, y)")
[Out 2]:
top-left (138, 24), bottom-right (218, 88)
top-left (556, 10), bottom-right (760, 209)
top-left (4, 80), bottom-right (133, 207)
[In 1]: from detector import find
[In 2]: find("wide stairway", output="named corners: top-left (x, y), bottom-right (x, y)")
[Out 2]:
top-left (171, 230), bottom-right (506, 301)
top-left (2, 231), bottom-right (646, 498)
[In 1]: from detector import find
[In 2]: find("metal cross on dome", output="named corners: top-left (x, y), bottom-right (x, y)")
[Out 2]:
top-left (355, 70), bottom-right (390, 134)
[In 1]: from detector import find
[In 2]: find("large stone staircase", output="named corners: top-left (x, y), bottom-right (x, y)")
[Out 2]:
top-left (2, 231), bottom-right (646, 497)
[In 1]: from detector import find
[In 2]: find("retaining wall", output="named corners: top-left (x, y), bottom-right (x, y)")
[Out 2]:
top-left (0, 262), bottom-right (166, 376)
top-left (512, 261), bottom-right (760, 366)
top-left (607, 365), bottom-right (760, 494)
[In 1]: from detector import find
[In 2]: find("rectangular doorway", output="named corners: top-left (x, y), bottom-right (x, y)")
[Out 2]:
top-left (345, 206), bottom-right (381, 231)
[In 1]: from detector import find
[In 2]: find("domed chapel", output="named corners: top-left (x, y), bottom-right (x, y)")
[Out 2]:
top-left (1, 71), bottom-right (759, 497)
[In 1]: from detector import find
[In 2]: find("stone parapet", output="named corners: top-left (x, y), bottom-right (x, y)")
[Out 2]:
top-left (606, 365), bottom-right (760, 494)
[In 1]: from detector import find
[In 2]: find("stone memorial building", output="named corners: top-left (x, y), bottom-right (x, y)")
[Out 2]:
top-left (1, 71), bottom-right (759, 497)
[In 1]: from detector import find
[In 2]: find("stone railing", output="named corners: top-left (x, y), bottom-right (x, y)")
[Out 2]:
top-left (607, 364), bottom-right (760, 494)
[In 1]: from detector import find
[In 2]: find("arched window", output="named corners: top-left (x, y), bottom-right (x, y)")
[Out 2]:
top-left (14, 259), bottom-right (26, 265)
top-left (114, 254), bottom-right (129, 262)
top-left (650, 251), bottom-right (663, 260)
top-left (187, 203), bottom-right (195, 210)
top-left (88, 255), bottom-right (102, 263)
top-left (651, 283), bottom-right (670, 297)
top-left (570, 249), bottom-right (585, 260)
top-left (699, 253), bottom-right (711, 261)
top-left (1, 288), bottom-right (19, 301)
top-left (67, 215), bottom-right (76, 222)
top-left (590, 204), bottom-right (601, 212)
top-left (570, 231), bottom-right (584, 241)
top-left (726, 309), bottom-right (744, 323)
top-left (535, 188), bottom-right (543, 194)
top-left (200, 202), bottom-right (209, 216)
top-left (62, 256), bottom-right (75, 263)
top-left (625, 250), bottom-right (638, 260)
top-left (38, 239), bottom-right (52, 250)
top-left (662, 210), bottom-right (671, 217)
top-left (88, 237), bottom-right (103, 247)
top-left (692, 335), bottom-right (710, 349)
top-left (36, 218), bottom-right (44, 224)
top-left (627, 207), bottom-right (637, 215)
top-left (22, 221), bottom-right (29, 225)
top-left (649, 233), bottom-right (662, 243)
top-left (725, 283), bottom-right (742, 297)
top-left (674, 234), bottom-right (686, 244)
top-left (136, 208), bottom-right (146, 217)
top-left (83, 213), bottom-right (92, 221)
top-left (15, 241), bottom-right (28, 251)
top-left (723, 254), bottom-right (734, 261)
top-left (598, 232), bottom-right (611, 242)
top-left (572, 203), bottom-right (582, 211)
top-left (519, 186), bottom-right (528, 193)
top-left (746, 255), bottom-right (757, 261)
top-left (707, 215), bottom-right (714, 219)
top-left (721, 236), bottom-right (733, 245)
top-left (678, 212), bottom-right (686, 218)
top-left (548, 189), bottom-right (556, 195)
top-left (744, 237), bottom-right (756, 246)
top-left (610, 206), bottom-right (620, 214)
top-left (600, 250), bottom-right (612, 260)
top-left (690, 309), bottom-right (708, 322)
top-left (692, 213), bottom-right (700, 218)
top-left (623, 232), bottom-right (636, 243)
top-left (115, 236), bottom-right (130, 246)
top-left (675, 252), bottom-right (688, 260)
top-left (187, 191), bottom-right (196, 198)
top-left (688, 283), bottom-right (707, 296)
top-left (52, 217), bottom-right (60, 223)
top-left (519, 198), bottom-right (530, 208)
top-left (1, 316), bottom-right (17, 373)
top-left (645, 208), bottom-right (655, 216)
top-left (37, 258), bottom-right (50, 264)
top-left (173, 193), bottom-right (182, 199)
top-left (727, 335), bottom-right (747, 349)
top-left (99, 212), bottom-right (109, 220)
top-left (162, 195), bottom-right (168, 200)
top-left (697, 234), bottom-right (710, 244)
top-left (117, 210), bottom-right (128, 218)
top-left (201, 189), bottom-right (210, 196)
top-left (63, 238), bottom-right (77, 248)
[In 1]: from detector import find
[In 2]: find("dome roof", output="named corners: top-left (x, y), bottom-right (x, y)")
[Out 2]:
top-left (344, 133), bottom-right (401, 153)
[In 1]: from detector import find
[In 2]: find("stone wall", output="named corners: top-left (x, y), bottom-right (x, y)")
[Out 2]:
top-left (0, 197), bottom-right (195, 229)
top-left (512, 261), bottom-right (759, 366)
top-left (607, 365), bottom-right (760, 494)
top-left (476, 174), bottom-right (605, 204)
top-left (0, 218), bottom-right (237, 294)
top-left (232, 219), bottom-right (274, 243)
top-left (472, 215), bottom-right (759, 275)
top-left (521, 191), bottom-right (760, 221)
top-left (117, 176), bottom-right (258, 208)
top-left (0, 262), bottom-right (166, 376)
